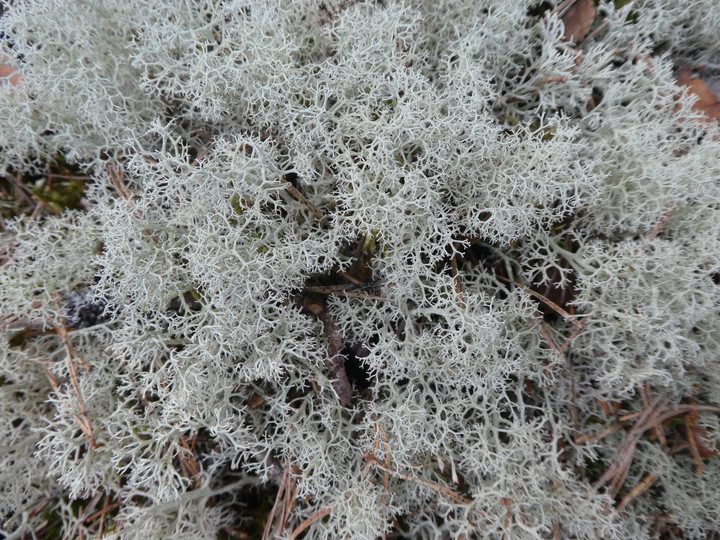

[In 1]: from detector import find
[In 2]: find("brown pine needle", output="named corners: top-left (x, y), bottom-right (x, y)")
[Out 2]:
top-left (85, 497), bottom-right (123, 524)
top-left (685, 413), bottom-right (704, 474)
top-left (107, 163), bottom-right (136, 200)
top-left (646, 404), bottom-right (720, 430)
top-left (539, 323), bottom-right (564, 357)
top-left (593, 399), bottom-right (667, 496)
top-left (641, 384), bottom-right (667, 449)
top-left (281, 469), bottom-right (299, 532)
top-left (496, 275), bottom-right (582, 328)
top-left (280, 177), bottom-right (330, 225)
top-left (336, 270), bottom-right (364, 286)
top-left (537, 76), bottom-right (568, 84)
top-left (96, 494), bottom-right (111, 538)
top-left (592, 399), bottom-right (720, 499)
top-left (364, 454), bottom-right (471, 504)
top-left (450, 255), bottom-right (466, 308)
top-left (559, 315), bottom-right (591, 353)
top-left (647, 208), bottom-right (675, 241)
top-left (178, 436), bottom-right (202, 488)
top-left (53, 299), bottom-right (98, 449)
top-left (575, 419), bottom-right (630, 445)
top-left (289, 507), bottom-right (333, 540)
top-left (262, 464), bottom-right (291, 540)
top-left (616, 473), bottom-right (659, 512)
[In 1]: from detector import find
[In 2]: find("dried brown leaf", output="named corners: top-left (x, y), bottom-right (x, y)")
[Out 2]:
top-left (561, 0), bottom-right (596, 43)
top-left (0, 55), bottom-right (23, 87)
top-left (677, 67), bottom-right (720, 122)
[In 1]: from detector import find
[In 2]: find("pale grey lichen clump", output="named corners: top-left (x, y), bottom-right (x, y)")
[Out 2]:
top-left (1, 1), bottom-right (720, 538)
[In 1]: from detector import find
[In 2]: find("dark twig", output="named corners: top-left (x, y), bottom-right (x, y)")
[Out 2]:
top-left (301, 297), bottom-right (353, 406)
